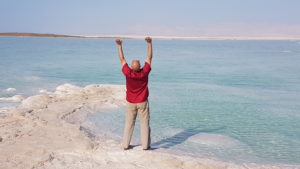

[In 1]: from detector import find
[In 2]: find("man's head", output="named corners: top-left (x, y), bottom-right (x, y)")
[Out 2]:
top-left (131, 60), bottom-right (141, 72)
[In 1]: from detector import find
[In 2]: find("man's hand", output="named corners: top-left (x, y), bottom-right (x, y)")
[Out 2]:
top-left (116, 39), bottom-right (122, 46)
top-left (145, 37), bottom-right (153, 65)
top-left (145, 37), bottom-right (152, 43)
top-left (116, 39), bottom-right (126, 66)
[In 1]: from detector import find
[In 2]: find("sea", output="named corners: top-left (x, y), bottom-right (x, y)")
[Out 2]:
top-left (0, 37), bottom-right (300, 165)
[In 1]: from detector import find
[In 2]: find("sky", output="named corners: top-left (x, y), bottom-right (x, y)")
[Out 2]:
top-left (1, 0), bottom-right (300, 37)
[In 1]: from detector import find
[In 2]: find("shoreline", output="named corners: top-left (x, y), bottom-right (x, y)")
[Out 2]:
top-left (1, 32), bottom-right (300, 40)
top-left (0, 83), bottom-right (299, 169)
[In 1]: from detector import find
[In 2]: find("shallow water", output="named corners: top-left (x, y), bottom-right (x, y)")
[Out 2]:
top-left (1, 37), bottom-right (300, 164)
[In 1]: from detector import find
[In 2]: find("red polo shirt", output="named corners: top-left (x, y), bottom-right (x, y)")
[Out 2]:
top-left (122, 62), bottom-right (151, 103)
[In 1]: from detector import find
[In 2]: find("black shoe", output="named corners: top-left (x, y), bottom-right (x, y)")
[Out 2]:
top-left (123, 145), bottom-right (133, 150)
top-left (142, 146), bottom-right (151, 150)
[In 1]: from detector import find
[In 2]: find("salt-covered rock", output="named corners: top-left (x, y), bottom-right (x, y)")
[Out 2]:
top-left (21, 95), bottom-right (52, 109)
top-left (0, 95), bottom-right (26, 102)
top-left (39, 89), bottom-right (52, 95)
top-left (39, 89), bottom-right (48, 93)
top-left (3, 88), bottom-right (16, 92)
top-left (54, 83), bottom-right (83, 96)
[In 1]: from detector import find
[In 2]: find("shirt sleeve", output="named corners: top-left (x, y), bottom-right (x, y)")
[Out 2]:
top-left (142, 62), bottom-right (151, 74)
top-left (122, 63), bottom-right (131, 76)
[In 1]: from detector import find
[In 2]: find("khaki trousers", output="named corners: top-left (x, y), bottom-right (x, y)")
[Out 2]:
top-left (123, 100), bottom-right (151, 149)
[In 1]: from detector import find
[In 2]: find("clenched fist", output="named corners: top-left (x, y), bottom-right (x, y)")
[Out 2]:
top-left (145, 37), bottom-right (152, 43)
top-left (115, 39), bottom-right (122, 46)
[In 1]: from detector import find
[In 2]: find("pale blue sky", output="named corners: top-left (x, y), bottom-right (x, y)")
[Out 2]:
top-left (1, 0), bottom-right (300, 37)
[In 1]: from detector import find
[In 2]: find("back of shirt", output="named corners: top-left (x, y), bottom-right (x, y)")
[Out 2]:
top-left (122, 62), bottom-right (151, 103)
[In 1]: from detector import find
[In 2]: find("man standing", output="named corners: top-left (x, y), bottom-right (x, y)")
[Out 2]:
top-left (115, 37), bottom-right (153, 150)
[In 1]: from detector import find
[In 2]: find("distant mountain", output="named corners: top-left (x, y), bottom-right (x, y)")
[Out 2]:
top-left (0, 32), bottom-right (83, 38)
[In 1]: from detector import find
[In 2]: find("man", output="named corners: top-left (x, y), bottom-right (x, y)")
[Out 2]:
top-left (115, 37), bottom-right (153, 150)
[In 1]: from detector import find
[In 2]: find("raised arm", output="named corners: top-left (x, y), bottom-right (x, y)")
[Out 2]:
top-left (115, 39), bottom-right (127, 66)
top-left (145, 37), bottom-right (153, 65)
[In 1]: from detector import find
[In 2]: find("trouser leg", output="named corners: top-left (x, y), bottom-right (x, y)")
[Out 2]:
top-left (123, 102), bottom-right (137, 148)
top-left (138, 100), bottom-right (151, 149)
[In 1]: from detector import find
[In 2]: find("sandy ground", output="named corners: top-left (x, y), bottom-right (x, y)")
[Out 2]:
top-left (0, 83), bottom-right (298, 169)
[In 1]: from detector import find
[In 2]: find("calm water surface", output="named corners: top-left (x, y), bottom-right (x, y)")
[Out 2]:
top-left (1, 37), bottom-right (300, 164)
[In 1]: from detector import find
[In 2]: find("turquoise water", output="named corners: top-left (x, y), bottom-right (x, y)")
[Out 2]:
top-left (1, 37), bottom-right (300, 165)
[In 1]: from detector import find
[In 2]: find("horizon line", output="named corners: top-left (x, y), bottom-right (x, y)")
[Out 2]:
top-left (1, 32), bottom-right (300, 40)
